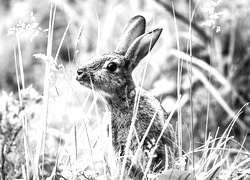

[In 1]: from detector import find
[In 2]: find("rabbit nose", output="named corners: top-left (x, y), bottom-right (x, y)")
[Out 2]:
top-left (77, 69), bottom-right (84, 76)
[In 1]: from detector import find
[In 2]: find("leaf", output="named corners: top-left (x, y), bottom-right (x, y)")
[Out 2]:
top-left (155, 169), bottom-right (196, 180)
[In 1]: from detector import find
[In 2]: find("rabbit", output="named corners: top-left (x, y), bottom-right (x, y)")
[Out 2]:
top-left (76, 15), bottom-right (177, 179)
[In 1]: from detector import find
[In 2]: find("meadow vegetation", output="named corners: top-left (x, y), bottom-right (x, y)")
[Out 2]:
top-left (0, 0), bottom-right (250, 179)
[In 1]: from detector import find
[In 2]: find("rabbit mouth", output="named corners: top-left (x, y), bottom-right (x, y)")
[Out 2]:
top-left (77, 79), bottom-right (91, 88)
top-left (76, 68), bottom-right (92, 87)
top-left (76, 74), bottom-right (92, 87)
top-left (76, 75), bottom-right (84, 83)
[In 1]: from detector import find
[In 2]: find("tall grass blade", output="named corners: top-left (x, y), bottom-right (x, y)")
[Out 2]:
top-left (172, 2), bottom-right (183, 159)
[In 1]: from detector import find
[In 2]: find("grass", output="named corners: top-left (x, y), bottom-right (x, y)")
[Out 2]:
top-left (0, 0), bottom-right (250, 180)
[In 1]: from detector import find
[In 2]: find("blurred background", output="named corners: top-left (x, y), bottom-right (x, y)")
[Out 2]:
top-left (1, 0), bottom-right (250, 179)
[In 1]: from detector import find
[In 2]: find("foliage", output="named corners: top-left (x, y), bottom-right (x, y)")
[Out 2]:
top-left (0, 0), bottom-right (250, 179)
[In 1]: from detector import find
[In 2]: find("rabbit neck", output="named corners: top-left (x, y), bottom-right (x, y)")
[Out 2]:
top-left (104, 85), bottom-right (137, 113)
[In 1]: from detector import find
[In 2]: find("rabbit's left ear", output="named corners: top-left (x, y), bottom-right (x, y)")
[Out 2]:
top-left (116, 15), bottom-right (146, 55)
top-left (125, 28), bottom-right (162, 71)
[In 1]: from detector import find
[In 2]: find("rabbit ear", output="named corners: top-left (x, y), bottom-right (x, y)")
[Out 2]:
top-left (125, 28), bottom-right (162, 71)
top-left (116, 15), bottom-right (146, 55)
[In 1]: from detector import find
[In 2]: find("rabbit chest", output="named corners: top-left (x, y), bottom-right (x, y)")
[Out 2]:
top-left (107, 88), bottom-right (176, 166)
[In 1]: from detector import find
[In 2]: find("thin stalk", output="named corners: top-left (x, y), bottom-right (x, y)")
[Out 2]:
top-left (21, 165), bottom-right (28, 180)
top-left (74, 122), bottom-right (78, 161)
top-left (39, 4), bottom-right (56, 178)
top-left (205, 30), bottom-right (213, 146)
top-left (172, 2), bottom-right (183, 158)
top-left (188, 0), bottom-right (195, 171)
top-left (14, 43), bottom-right (21, 103)
top-left (54, 20), bottom-right (72, 62)
top-left (95, 11), bottom-right (101, 54)
top-left (16, 36), bottom-right (25, 89)
top-left (16, 35), bottom-right (32, 179)
top-left (188, 0), bottom-right (202, 171)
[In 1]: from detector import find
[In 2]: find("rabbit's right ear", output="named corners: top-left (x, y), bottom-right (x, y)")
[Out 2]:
top-left (116, 15), bottom-right (146, 55)
top-left (125, 28), bottom-right (162, 71)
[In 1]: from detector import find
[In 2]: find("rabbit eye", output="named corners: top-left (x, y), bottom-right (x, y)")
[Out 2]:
top-left (106, 62), bottom-right (118, 72)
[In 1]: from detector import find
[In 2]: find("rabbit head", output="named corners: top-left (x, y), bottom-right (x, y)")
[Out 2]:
top-left (76, 15), bottom-right (162, 99)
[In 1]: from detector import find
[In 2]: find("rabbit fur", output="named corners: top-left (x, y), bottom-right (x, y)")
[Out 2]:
top-left (76, 15), bottom-right (177, 179)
